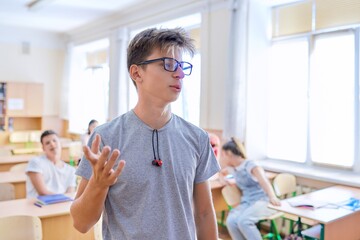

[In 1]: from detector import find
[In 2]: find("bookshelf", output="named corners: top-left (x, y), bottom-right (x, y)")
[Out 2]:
top-left (0, 83), bottom-right (7, 131)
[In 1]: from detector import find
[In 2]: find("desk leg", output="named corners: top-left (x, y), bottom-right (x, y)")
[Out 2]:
top-left (296, 217), bottom-right (303, 237)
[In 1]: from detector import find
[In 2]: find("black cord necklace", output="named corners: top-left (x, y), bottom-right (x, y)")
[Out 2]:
top-left (151, 129), bottom-right (162, 167)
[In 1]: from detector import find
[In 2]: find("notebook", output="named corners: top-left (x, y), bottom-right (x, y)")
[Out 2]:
top-left (36, 194), bottom-right (73, 206)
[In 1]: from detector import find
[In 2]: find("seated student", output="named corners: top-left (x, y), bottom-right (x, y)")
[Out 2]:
top-left (219, 137), bottom-right (281, 240)
top-left (25, 130), bottom-right (76, 199)
top-left (81, 119), bottom-right (99, 147)
top-left (79, 119), bottom-right (99, 166)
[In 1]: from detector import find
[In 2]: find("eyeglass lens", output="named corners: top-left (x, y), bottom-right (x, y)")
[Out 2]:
top-left (164, 58), bottom-right (192, 75)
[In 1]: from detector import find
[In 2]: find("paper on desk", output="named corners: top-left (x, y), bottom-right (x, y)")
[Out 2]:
top-left (287, 198), bottom-right (328, 209)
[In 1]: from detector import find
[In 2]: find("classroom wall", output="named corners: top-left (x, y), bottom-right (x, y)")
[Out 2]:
top-left (0, 25), bottom-right (66, 117)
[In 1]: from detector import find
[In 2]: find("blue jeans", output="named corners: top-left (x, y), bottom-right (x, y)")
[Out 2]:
top-left (226, 200), bottom-right (276, 240)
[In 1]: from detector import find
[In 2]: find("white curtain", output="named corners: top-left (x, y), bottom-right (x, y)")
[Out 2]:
top-left (223, 0), bottom-right (249, 141)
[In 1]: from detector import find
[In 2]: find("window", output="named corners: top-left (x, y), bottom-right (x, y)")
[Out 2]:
top-left (268, 31), bottom-right (357, 168)
top-left (310, 32), bottom-right (355, 167)
top-left (267, 38), bottom-right (309, 162)
top-left (68, 39), bottom-right (109, 134)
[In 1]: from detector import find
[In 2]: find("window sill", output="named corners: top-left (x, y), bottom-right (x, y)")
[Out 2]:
top-left (257, 159), bottom-right (360, 188)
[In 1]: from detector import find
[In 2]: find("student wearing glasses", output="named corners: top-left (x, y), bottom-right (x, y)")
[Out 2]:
top-left (219, 138), bottom-right (281, 240)
top-left (71, 28), bottom-right (220, 240)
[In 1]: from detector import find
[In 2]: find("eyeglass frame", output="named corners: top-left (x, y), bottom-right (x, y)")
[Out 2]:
top-left (135, 57), bottom-right (193, 76)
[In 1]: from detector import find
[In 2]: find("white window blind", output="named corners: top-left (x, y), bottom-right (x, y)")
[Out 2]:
top-left (272, 0), bottom-right (360, 37)
top-left (272, 1), bottom-right (312, 37)
top-left (316, 0), bottom-right (360, 30)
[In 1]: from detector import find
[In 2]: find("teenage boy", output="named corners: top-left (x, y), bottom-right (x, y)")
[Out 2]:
top-left (71, 27), bottom-right (220, 240)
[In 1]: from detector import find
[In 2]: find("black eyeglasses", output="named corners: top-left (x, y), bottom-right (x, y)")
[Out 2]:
top-left (136, 57), bottom-right (193, 76)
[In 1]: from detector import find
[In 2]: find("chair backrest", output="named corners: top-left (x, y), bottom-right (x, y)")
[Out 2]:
top-left (9, 163), bottom-right (28, 172)
top-left (221, 184), bottom-right (242, 209)
top-left (272, 173), bottom-right (297, 197)
top-left (0, 183), bottom-right (15, 201)
top-left (0, 148), bottom-right (12, 157)
top-left (0, 215), bottom-right (42, 240)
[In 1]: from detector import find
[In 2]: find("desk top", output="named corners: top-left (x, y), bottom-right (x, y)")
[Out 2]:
top-left (0, 154), bottom-right (36, 164)
top-left (269, 185), bottom-right (360, 224)
top-left (0, 193), bottom-right (75, 219)
top-left (0, 171), bottom-right (26, 183)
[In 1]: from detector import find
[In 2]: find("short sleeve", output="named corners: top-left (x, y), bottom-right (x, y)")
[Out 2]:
top-left (194, 133), bottom-right (220, 184)
top-left (26, 157), bottom-right (43, 174)
top-left (67, 165), bottom-right (77, 187)
top-left (244, 160), bottom-right (258, 175)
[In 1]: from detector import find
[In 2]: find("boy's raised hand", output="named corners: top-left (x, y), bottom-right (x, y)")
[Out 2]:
top-left (83, 134), bottom-right (126, 188)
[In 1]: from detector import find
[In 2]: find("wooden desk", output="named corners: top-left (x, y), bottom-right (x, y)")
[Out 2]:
top-left (269, 185), bottom-right (360, 240)
top-left (0, 171), bottom-right (26, 199)
top-left (0, 154), bottom-right (36, 172)
top-left (0, 195), bottom-right (94, 240)
top-left (210, 178), bottom-right (230, 213)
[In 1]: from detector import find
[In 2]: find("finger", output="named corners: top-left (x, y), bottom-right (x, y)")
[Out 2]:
top-left (90, 134), bottom-right (101, 154)
top-left (103, 149), bottom-right (120, 173)
top-left (83, 145), bottom-right (98, 166)
top-left (97, 146), bottom-right (112, 169)
top-left (114, 159), bottom-right (126, 177)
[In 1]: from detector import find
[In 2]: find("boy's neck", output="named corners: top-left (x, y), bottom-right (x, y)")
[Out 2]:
top-left (133, 104), bottom-right (172, 129)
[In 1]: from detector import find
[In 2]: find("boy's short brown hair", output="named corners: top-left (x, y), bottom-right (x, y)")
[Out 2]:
top-left (127, 27), bottom-right (196, 86)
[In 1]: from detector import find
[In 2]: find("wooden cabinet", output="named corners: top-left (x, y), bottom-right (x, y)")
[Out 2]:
top-left (6, 82), bottom-right (43, 117)
top-left (0, 82), bottom-right (43, 132)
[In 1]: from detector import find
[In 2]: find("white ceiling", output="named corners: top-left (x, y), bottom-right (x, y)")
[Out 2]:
top-left (0, 0), bottom-right (148, 33)
top-left (0, 0), bottom-right (302, 33)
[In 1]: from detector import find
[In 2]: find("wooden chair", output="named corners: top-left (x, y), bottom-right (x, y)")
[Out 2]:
top-left (272, 173), bottom-right (318, 235)
top-left (0, 215), bottom-right (42, 240)
top-left (0, 183), bottom-right (15, 201)
top-left (9, 163), bottom-right (28, 172)
top-left (221, 184), bottom-right (282, 240)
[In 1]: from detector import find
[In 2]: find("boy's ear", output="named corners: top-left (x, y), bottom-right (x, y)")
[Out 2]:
top-left (129, 65), bottom-right (143, 83)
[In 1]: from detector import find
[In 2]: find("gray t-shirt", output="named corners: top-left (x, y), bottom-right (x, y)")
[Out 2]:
top-left (76, 110), bottom-right (220, 240)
